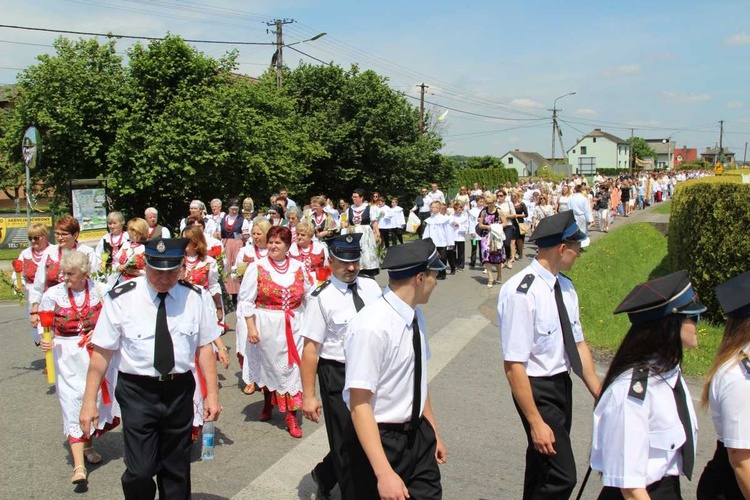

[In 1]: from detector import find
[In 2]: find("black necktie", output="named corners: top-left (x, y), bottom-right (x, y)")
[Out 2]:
top-left (348, 282), bottom-right (365, 312)
top-left (410, 317), bottom-right (422, 427)
top-left (154, 292), bottom-right (174, 376)
top-left (554, 279), bottom-right (583, 379)
top-left (673, 374), bottom-right (695, 480)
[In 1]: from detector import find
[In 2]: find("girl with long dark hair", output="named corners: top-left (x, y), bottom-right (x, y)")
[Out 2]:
top-left (591, 271), bottom-right (705, 499)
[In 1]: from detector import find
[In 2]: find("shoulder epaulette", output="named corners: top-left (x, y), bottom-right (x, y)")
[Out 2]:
top-left (628, 366), bottom-right (649, 401)
top-left (558, 272), bottom-right (573, 283)
top-left (178, 280), bottom-right (202, 294)
top-left (739, 352), bottom-right (750, 375)
top-left (108, 280), bottom-right (137, 299)
top-left (516, 274), bottom-right (535, 294)
top-left (311, 280), bottom-right (331, 297)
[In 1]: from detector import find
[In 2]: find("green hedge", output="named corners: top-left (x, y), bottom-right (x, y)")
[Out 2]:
top-left (668, 181), bottom-right (750, 322)
top-left (454, 167), bottom-right (518, 188)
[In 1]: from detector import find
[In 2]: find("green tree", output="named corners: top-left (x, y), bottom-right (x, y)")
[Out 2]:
top-left (283, 63), bottom-right (450, 203)
top-left (628, 136), bottom-right (656, 163)
top-left (3, 38), bottom-right (124, 210)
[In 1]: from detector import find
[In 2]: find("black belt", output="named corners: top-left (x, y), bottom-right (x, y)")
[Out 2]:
top-left (529, 371), bottom-right (571, 381)
top-left (318, 357), bottom-right (344, 367)
top-left (119, 371), bottom-right (192, 383)
top-left (378, 417), bottom-right (423, 433)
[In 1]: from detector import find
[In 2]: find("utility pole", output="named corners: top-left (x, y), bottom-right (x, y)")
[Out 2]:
top-left (418, 83), bottom-right (429, 135)
top-left (718, 119), bottom-right (725, 165)
top-left (743, 141), bottom-right (747, 167)
top-left (629, 128), bottom-right (634, 174)
top-left (267, 18), bottom-right (294, 89)
top-left (549, 108), bottom-right (558, 177)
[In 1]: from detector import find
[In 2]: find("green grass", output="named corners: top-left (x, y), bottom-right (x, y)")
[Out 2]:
top-left (652, 200), bottom-right (672, 215)
top-left (568, 222), bottom-right (722, 376)
top-left (0, 270), bottom-right (21, 301)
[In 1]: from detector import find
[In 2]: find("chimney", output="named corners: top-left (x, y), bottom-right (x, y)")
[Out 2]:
top-left (514, 149), bottom-right (520, 152)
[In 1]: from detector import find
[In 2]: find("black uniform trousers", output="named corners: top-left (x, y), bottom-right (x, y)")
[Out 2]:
top-left (116, 371), bottom-right (195, 500)
top-left (599, 475), bottom-right (681, 499)
top-left (697, 440), bottom-right (745, 499)
top-left (435, 246), bottom-right (448, 279)
top-left (343, 417), bottom-right (442, 500)
top-left (417, 212), bottom-right (429, 238)
top-left (455, 240), bottom-right (465, 269)
top-left (513, 372), bottom-right (576, 500)
top-left (312, 358), bottom-right (351, 493)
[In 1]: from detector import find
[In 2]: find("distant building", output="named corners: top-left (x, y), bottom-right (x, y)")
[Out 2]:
top-left (645, 139), bottom-right (677, 169)
top-left (672, 146), bottom-right (698, 167)
top-left (567, 128), bottom-right (630, 174)
top-left (700, 146), bottom-right (735, 166)
top-left (499, 150), bottom-right (549, 177)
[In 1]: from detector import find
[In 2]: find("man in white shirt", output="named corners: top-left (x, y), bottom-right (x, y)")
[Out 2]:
top-left (428, 183), bottom-right (446, 205)
top-left (343, 239), bottom-right (447, 500)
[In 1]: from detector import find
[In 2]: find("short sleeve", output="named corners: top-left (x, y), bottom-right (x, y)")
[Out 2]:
top-left (207, 259), bottom-right (222, 297)
top-left (236, 262), bottom-right (258, 318)
top-left (719, 375), bottom-right (750, 449)
top-left (197, 289), bottom-right (221, 347)
top-left (592, 380), bottom-right (650, 488)
top-left (344, 320), bottom-right (387, 395)
top-left (498, 288), bottom-right (535, 363)
top-left (91, 295), bottom-right (122, 351)
top-left (299, 293), bottom-right (327, 345)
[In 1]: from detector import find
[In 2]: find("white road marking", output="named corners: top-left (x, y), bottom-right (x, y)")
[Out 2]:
top-left (232, 314), bottom-right (491, 500)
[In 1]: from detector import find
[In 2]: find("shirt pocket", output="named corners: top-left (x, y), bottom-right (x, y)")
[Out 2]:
top-left (329, 310), bottom-right (354, 342)
top-left (649, 427), bottom-right (685, 455)
top-left (122, 328), bottom-right (155, 362)
top-left (175, 321), bottom-right (200, 363)
top-left (534, 319), bottom-right (559, 353)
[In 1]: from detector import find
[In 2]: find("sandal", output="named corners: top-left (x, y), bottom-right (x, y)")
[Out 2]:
top-left (84, 445), bottom-right (102, 464)
top-left (71, 465), bottom-right (88, 485)
top-left (242, 383), bottom-right (256, 395)
top-left (487, 281), bottom-right (494, 289)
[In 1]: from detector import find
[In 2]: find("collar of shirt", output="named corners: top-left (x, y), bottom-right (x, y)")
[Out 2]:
top-left (146, 280), bottom-right (175, 303)
top-left (330, 274), bottom-right (356, 295)
top-left (382, 287), bottom-right (416, 326)
top-left (530, 259), bottom-right (557, 291)
top-left (657, 365), bottom-right (680, 389)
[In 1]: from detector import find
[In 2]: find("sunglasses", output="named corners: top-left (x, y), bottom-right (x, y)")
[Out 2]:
top-left (28, 235), bottom-right (42, 241)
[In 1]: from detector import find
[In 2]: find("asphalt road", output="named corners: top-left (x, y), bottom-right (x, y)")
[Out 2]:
top-left (0, 204), bottom-right (714, 500)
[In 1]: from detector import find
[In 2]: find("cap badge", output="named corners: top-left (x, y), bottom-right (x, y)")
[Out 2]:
top-left (346, 235), bottom-right (353, 243)
top-left (156, 241), bottom-right (166, 254)
top-left (632, 381), bottom-right (644, 394)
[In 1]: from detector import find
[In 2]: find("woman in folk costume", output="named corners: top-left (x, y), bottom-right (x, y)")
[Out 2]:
top-left (219, 199), bottom-right (251, 305)
top-left (233, 217), bottom-right (271, 395)
top-left (289, 220), bottom-right (329, 283)
top-left (37, 251), bottom-right (120, 486)
top-left (306, 195), bottom-right (338, 241)
top-left (12, 222), bottom-right (50, 345)
top-left (341, 188), bottom-right (381, 276)
top-left (238, 226), bottom-right (314, 438)
top-left (94, 211), bottom-right (129, 274)
top-left (110, 218), bottom-right (148, 287)
top-left (180, 225), bottom-right (230, 439)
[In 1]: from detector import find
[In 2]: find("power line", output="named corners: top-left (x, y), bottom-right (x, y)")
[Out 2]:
top-left (403, 95), bottom-right (542, 121)
top-left (285, 45), bottom-right (330, 66)
top-left (0, 24), bottom-right (275, 46)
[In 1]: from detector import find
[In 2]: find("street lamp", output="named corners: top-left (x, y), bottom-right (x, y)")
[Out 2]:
top-left (271, 32), bottom-right (327, 66)
top-left (550, 91), bottom-right (576, 176)
top-left (662, 134), bottom-right (676, 170)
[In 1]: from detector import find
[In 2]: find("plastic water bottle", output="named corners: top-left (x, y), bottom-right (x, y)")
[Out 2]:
top-left (201, 422), bottom-right (215, 460)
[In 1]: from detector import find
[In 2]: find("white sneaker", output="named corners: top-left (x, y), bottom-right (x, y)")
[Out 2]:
top-left (482, 269), bottom-right (487, 274)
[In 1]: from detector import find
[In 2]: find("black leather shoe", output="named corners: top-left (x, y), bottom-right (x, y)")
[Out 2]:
top-left (310, 469), bottom-right (332, 500)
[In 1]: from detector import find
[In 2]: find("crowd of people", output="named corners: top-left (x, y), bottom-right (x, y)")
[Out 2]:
top-left (11, 168), bottom-right (746, 500)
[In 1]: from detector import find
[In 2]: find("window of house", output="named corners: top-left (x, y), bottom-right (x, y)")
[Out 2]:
top-left (593, 138), bottom-right (597, 143)
top-left (572, 149), bottom-right (576, 154)
top-left (508, 157), bottom-right (513, 164)
top-left (580, 146), bottom-right (587, 155)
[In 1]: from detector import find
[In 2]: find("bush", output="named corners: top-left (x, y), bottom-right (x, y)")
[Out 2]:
top-left (454, 167), bottom-right (518, 188)
top-left (668, 180), bottom-right (750, 322)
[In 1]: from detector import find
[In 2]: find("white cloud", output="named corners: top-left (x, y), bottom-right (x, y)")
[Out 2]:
top-left (727, 101), bottom-right (744, 109)
top-left (508, 136), bottom-right (521, 144)
top-left (661, 91), bottom-right (711, 104)
top-left (510, 98), bottom-right (543, 108)
top-left (573, 108), bottom-right (596, 117)
top-left (600, 64), bottom-right (640, 77)
top-left (724, 33), bottom-right (750, 45)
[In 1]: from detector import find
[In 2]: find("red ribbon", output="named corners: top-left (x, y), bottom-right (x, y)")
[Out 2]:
top-left (195, 355), bottom-right (208, 399)
top-left (82, 342), bottom-right (112, 405)
top-left (284, 309), bottom-right (301, 366)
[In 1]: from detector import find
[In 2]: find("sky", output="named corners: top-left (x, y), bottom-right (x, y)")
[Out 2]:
top-left (1, 0), bottom-right (749, 161)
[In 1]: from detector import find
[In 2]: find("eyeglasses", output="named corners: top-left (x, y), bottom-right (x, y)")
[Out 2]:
top-left (685, 313), bottom-right (702, 324)
top-left (54, 232), bottom-right (71, 238)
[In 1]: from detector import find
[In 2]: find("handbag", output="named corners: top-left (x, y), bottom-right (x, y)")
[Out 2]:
top-left (406, 211), bottom-right (421, 233)
top-left (518, 222), bottom-right (529, 236)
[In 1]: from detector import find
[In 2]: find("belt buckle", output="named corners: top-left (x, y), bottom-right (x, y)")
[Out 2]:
top-left (403, 422), bottom-right (413, 432)
top-left (157, 373), bottom-right (174, 382)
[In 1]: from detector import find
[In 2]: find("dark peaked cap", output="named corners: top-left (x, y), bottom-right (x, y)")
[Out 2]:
top-left (144, 238), bottom-right (189, 271)
top-left (614, 270), bottom-right (707, 323)
top-left (716, 270), bottom-right (750, 318)
top-left (528, 211), bottom-right (586, 248)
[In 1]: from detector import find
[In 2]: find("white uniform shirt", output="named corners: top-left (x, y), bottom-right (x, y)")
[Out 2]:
top-left (591, 366), bottom-right (698, 488)
top-left (390, 206), bottom-right (405, 228)
top-left (300, 275), bottom-right (383, 362)
top-left (709, 345), bottom-right (750, 449)
top-left (449, 211), bottom-right (469, 242)
top-left (427, 189), bottom-right (445, 205)
top-left (344, 287), bottom-right (430, 423)
top-left (498, 259), bottom-right (584, 377)
top-left (91, 276), bottom-right (221, 376)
